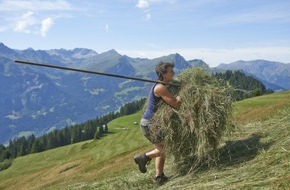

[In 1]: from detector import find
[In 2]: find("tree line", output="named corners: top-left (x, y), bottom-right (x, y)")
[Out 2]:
top-left (213, 70), bottom-right (272, 100)
top-left (0, 98), bottom-right (146, 168)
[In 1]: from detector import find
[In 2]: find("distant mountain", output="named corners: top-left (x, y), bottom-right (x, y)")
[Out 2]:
top-left (216, 60), bottom-right (290, 91)
top-left (188, 59), bottom-right (209, 68)
top-left (1, 42), bottom-right (289, 144)
top-left (0, 43), bottom-right (194, 144)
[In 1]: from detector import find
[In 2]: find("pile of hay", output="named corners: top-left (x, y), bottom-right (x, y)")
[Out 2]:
top-left (152, 67), bottom-right (233, 173)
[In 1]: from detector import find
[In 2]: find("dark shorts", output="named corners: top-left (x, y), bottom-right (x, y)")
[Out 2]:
top-left (140, 118), bottom-right (164, 144)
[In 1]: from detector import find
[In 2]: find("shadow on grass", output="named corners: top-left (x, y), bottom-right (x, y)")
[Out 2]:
top-left (176, 133), bottom-right (274, 175)
top-left (217, 133), bottom-right (274, 167)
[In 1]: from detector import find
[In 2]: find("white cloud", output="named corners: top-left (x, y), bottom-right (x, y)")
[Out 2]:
top-left (0, 0), bottom-right (73, 35)
top-left (40, 17), bottom-right (54, 37)
top-left (0, 0), bottom-right (71, 11)
top-left (0, 0), bottom-right (74, 26)
top-left (0, 0), bottom-right (73, 36)
top-left (135, 0), bottom-right (177, 10)
top-left (13, 11), bottom-right (36, 33)
top-left (12, 11), bottom-right (55, 36)
top-left (136, 0), bottom-right (149, 9)
top-left (136, 0), bottom-right (151, 21)
top-left (136, 0), bottom-right (178, 20)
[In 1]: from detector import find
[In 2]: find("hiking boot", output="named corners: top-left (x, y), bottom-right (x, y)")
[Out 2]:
top-left (134, 154), bottom-right (151, 173)
top-left (155, 173), bottom-right (168, 185)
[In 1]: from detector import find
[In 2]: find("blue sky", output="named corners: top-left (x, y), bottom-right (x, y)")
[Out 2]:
top-left (0, 0), bottom-right (289, 67)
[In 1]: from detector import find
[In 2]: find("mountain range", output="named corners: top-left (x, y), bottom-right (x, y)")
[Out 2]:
top-left (216, 60), bottom-right (290, 91)
top-left (0, 42), bottom-right (289, 144)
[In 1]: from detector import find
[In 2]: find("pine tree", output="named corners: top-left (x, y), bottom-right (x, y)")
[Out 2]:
top-left (31, 139), bottom-right (42, 153)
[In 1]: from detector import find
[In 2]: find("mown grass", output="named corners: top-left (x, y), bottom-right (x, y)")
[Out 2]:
top-left (0, 91), bottom-right (289, 190)
top-left (0, 113), bottom-right (150, 190)
top-left (233, 91), bottom-right (290, 124)
top-left (73, 103), bottom-right (290, 190)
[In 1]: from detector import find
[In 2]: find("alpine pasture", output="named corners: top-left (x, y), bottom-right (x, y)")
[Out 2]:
top-left (0, 91), bottom-right (289, 190)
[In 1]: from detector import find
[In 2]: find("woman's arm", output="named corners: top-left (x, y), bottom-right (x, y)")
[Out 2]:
top-left (154, 84), bottom-right (181, 109)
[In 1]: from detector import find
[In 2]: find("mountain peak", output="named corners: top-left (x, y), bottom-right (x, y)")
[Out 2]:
top-left (98, 49), bottom-right (121, 59)
top-left (71, 48), bottom-right (98, 58)
top-left (106, 49), bottom-right (120, 55)
top-left (0, 42), bottom-right (7, 47)
top-left (45, 48), bottom-right (98, 61)
top-left (24, 47), bottom-right (35, 51)
top-left (72, 48), bottom-right (97, 54)
top-left (188, 59), bottom-right (209, 68)
top-left (0, 42), bottom-right (18, 58)
top-left (174, 53), bottom-right (183, 57)
top-left (0, 42), bottom-right (11, 51)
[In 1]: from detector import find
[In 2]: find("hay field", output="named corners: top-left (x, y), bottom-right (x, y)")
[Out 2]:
top-left (0, 91), bottom-right (289, 190)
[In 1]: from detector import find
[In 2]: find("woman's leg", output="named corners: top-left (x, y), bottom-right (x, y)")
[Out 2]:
top-left (155, 155), bottom-right (165, 176)
top-left (146, 143), bottom-right (165, 176)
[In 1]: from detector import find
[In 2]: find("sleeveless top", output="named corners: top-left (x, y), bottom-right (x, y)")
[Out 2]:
top-left (142, 83), bottom-right (162, 120)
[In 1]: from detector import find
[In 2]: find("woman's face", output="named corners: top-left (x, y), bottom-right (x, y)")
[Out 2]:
top-left (162, 66), bottom-right (174, 82)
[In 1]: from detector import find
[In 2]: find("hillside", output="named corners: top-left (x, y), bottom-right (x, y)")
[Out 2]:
top-left (1, 42), bottom-right (289, 145)
top-left (0, 43), bottom-right (193, 144)
top-left (0, 91), bottom-right (289, 189)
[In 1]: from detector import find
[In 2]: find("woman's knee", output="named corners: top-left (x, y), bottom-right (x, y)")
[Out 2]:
top-left (154, 143), bottom-right (165, 156)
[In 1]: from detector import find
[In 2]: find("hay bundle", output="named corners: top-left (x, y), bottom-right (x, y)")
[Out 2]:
top-left (152, 67), bottom-right (233, 173)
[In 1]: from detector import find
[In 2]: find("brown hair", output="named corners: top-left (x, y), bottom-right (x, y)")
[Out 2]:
top-left (155, 62), bottom-right (175, 80)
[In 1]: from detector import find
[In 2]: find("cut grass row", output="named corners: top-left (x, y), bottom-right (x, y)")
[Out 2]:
top-left (0, 91), bottom-right (289, 189)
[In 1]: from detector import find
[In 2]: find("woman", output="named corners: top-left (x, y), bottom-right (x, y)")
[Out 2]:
top-left (134, 62), bottom-right (181, 185)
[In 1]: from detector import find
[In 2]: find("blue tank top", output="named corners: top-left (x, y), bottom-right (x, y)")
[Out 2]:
top-left (142, 83), bottom-right (162, 120)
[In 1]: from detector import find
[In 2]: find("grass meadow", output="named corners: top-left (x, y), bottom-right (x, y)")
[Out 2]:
top-left (0, 91), bottom-right (289, 190)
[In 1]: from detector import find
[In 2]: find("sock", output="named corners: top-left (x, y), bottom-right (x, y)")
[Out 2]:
top-left (144, 153), bottom-right (151, 160)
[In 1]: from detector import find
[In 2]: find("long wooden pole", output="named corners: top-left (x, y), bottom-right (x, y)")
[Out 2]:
top-left (15, 60), bottom-right (180, 87)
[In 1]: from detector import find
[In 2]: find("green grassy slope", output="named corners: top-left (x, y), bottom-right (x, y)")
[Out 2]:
top-left (0, 91), bottom-right (289, 190)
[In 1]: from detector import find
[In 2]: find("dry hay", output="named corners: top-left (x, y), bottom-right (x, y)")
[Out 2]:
top-left (151, 67), bottom-right (233, 173)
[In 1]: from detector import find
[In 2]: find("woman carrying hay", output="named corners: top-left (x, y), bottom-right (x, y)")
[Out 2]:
top-left (134, 62), bottom-right (181, 185)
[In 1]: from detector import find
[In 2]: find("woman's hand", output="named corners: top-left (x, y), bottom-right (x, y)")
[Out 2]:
top-left (175, 96), bottom-right (181, 108)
